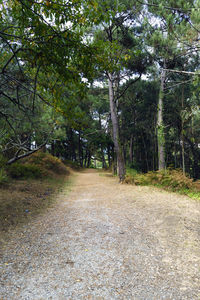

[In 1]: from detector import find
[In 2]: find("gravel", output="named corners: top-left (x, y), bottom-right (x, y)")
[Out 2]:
top-left (1, 170), bottom-right (200, 299)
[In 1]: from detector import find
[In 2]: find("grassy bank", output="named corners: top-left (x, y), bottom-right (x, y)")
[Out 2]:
top-left (0, 152), bottom-right (72, 237)
top-left (125, 168), bottom-right (200, 201)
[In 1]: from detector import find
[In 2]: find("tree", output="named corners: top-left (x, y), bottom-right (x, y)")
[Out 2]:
top-left (144, 0), bottom-right (200, 172)
top-left (0, 0), bottom-right (108, 163)
top-left (91, 0), bottom-right (151, 181)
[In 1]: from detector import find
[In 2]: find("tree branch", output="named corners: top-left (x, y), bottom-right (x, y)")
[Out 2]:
top-left (116, 74), bottom-right (142, 101)
top-left (163, 69), bottom-right (200, 76)
top-left (6, 141), bottom-right (47, 165)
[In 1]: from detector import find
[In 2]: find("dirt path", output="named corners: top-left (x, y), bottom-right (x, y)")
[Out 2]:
top-left (1, 170), bottom-right (200, 299)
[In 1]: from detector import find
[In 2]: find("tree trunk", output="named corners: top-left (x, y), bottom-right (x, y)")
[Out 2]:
top-left (87, 151), bottom-right (91, 168)
top-left (78, 131), bottom-right (83, 167)
top-left (107, 144), bottom-right (111, 168)
top-left (108, 73), bottom-right (125, 181)
top-left (99, 113), bottom-right (107, 169)
top-left (142, 133), bottom-right (149, 172)
top-left (181, 87), bottom-right (185, 175)
top-left (157, 67), bottom-right (166, 170)
top-left (84, 150), bottom-right (88, 167)
top-left (129, 134), bottom-right (133, 165)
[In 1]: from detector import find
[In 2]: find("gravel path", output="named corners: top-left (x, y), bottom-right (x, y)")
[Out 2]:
top-left (1, 169), bottom-right (200, 300)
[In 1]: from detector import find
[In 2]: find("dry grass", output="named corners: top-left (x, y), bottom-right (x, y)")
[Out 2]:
top-left (0, 174), bottom-right (70, 240)
top-left (22, 151), bottom-right (69, 176)
top-left (125, 168), bottom-right (200, 200)
top-left (0, 152), bottom-right (74, 243)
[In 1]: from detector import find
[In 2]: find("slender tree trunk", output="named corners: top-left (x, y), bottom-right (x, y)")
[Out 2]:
top-left (174, 143), bottom-right (177, 169)
top-left (107, 144), bottom-right (111, 168)
top-left (142, 133), bottom-right (149, 172)
top-left (87, 151), bottom-right (91, 168)
top-left (69, 128), bottom-right (76, 161)
top-left (78, 131), bottom-right (83, 167)
top-left (129, 134), bottom-right (133, 165)
top-left (154, 126), bottom-right (157, 170)
top-left (101, 145), bottom-right (107, 169)
top-left (123, 142), bottom-right (127, 167)
top-left (181, 87), bottom-right (185, 175)
top-left (108, 73), bottom-right (125, 181)
top-left (84, 150), bottom-right (88, 167)
top-left (157, 67), bottom-right (166, 170)
top-left (112, 155), bottom-right (117, 175)
top-left (99, 113), bottom-right (107, 169)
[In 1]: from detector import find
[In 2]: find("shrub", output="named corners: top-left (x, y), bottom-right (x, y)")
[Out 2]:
top-left (124, 168), bottom-right (138, 184)
top-left (126, 169), bottom-right (194, 191)
top-left (8, 163), bottom-right (42, 179)
top-left (0, 154), bottom-right (7, 168)
top-left (22, 151), bottom-right (69, 175)
top-left (0, 168), bottom-right (8, 185)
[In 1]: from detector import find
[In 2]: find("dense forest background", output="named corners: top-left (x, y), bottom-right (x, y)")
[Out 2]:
top-left (0, 0), bottom-right (200, 181)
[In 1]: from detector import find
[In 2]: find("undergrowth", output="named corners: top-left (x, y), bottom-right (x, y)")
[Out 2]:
top-left (0, 168), bottom-right (8, 185)
top-left (125, 168), bottom-right (200, 201)
top-left (0, 152), bottom-right (72, 237)
top-left (0, 154), bottom-right (9, 185)
top-left (7, 163), bottom-right (42, 179)
top-left (5, 151), bottom-right (69, 180)
top-left (63, 159), bottom-right (81, 170)
top-left (22, 151), bottom-right (69, 176)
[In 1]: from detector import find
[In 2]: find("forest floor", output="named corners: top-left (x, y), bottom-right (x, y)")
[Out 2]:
top-left (0, 169), bottom-right (200, 299)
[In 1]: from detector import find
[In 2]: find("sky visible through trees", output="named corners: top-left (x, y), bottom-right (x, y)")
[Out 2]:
top-left (0, 0), bottom-right (200, 180)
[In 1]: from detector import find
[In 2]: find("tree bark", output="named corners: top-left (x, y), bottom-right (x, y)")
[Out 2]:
top-left (108, 73), bottom-right (125, 181)
top-left (157, 67), bottom-right (166, 170)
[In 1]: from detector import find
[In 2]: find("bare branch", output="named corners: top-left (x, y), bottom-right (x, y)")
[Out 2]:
top-left (164, 79), bottom-right (193, 90)
top-left (6, 141), bottom-right (47, 165)
top-left (116, 74), bottom-right (142, 101)
top-left (136, 0), bottom-right (194, 12)
top-left (163, 69), bottom-right (200, 76)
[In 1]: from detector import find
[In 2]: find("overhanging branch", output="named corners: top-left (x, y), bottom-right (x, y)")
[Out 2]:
top-left (163, 69), bottom-right (200, 76)
top-left (6, 141), bottom-right (48, 165)
top-left (116, 74), bottom-right (142, 101)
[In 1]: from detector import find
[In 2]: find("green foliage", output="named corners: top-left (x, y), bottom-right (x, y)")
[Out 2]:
top-left (0, 168), bottom-right (8, 185)
top-left (124, 168), bottom-right (138, 184)
top-left (125, 168), bottom-right (200, 200)
top-left (157, 124), bottom-right (165, 145)
top-left (126, 168), bottom-right (138, 177)
top-left (1, 0), bottom-right (200, 182)
top-left (134, 169), bottom-right (193, 189)
top-left (63, 160), bottom-right (81, 170)
top-left (7, 152), bottom-right (69, 179)
top-left (23, 152), bottom-right (69, 175)
top-left (0, 154), bottom-right (7, 168)
top-left (8, 163), bottom-right (42, 179)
